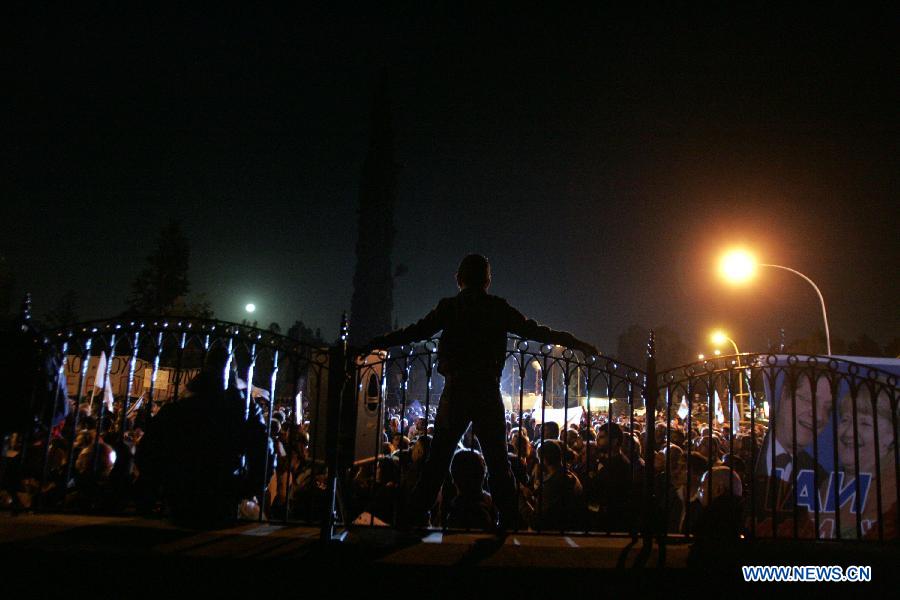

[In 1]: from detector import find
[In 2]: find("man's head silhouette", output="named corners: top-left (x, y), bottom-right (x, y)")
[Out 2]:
top-left (456, 254), bottom-right (491, 291)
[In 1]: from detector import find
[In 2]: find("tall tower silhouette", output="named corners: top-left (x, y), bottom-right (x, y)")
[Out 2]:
top-left (349, 70), bottom-right (397, 345)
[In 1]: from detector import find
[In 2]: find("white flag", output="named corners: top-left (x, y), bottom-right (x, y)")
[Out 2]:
top-left (677, 397), bottom-right (689, 420)
top-left (714, 390), bottom-right (725, 425)
top-left (250, 385), bottom-right (270, 400)
top-left (127, 395), bottom-right (143, 417)
top-left (294, 391), bottom-right (303, 425)
top-left (728, 394), bottom-right (740, 424)
top-left (95, 351), bottom-right (115, 414)
top-left (93, 351), bottom-right (106, 390)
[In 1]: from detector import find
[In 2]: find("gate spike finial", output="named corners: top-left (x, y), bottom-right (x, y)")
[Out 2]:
top-left (647, 329), bottom-right (656, 360)
top-left (340, 312), bottom-right (349, 342)
top-left (20, 293), bottom-right (32, 322)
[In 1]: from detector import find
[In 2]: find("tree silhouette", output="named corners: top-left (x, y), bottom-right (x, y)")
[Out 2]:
top-left (43, 289), bottom-right (79, 328)
top-left (287, 320), bottom-right (325, 345)
top-left (884, 337), bottom-right (900, 358)
top-left (785, 329), bottom-right (845, 355)
top-left (126, 220), bottom-right (212, 317)
top-left (847, 333), bottom-right (883, 357)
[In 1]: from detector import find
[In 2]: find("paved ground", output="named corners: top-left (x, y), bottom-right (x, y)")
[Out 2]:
top-left (0, 512), bottom-right (895, 596)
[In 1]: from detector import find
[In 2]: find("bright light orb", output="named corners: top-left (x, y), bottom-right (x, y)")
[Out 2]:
top-left (720, 249), bottom-right (757, 284)
top-left (245, 303), bottom-right (256, 313)
top-left (711, 331), bottom-right (727, 345)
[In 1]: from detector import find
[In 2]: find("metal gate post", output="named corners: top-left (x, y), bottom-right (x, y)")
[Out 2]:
top-left (320, 313), bottom-right (350, 542)
top-left (642, 330), bottom-right (659, 554)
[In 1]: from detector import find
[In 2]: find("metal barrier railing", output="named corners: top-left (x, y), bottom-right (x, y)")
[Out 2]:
top-left (2, 300), bottom-right (897, 546)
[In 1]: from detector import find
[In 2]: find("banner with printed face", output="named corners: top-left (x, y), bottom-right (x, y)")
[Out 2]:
top-left (752, 355), bottom-right (898, 541)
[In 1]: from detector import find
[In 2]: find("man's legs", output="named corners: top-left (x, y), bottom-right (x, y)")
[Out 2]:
top-left (471, 383), bottom-right (517, 529)
top-left (408, 378), bottom-right (471, 519)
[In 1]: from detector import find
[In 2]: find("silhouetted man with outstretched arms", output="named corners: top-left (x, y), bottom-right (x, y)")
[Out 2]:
top-left (363, 254), bottom-right (598, 530)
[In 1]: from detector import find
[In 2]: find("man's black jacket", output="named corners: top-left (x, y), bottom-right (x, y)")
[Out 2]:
top-left (370, 288), bottom-right (583, 377)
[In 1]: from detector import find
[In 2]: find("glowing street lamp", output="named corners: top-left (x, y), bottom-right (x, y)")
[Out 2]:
top-left (245, 303), bottom-right (256, 314)
top-left (720, 249), bottom-right (757, 284)
top-left (719, 249), bottom-right (832, 355)
top-left (711, 330), bottom-right (739, 355)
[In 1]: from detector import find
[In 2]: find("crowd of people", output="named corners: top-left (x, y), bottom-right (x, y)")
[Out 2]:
top-left (0, 383), bottom-right (754, 540)
top-left (2, 372), bottom-right (892, 543)
top-left (348, 403), bottom-right (757, 538)
top-left (0, 372), bottom-right (326, 528)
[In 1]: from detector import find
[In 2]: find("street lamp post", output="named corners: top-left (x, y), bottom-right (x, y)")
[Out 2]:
top-left (711, 331), bottom-right (747, 423)
top-left (720, 250), bottom-right (832, 355)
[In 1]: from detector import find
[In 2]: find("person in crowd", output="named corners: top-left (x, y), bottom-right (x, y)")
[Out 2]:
top-left (621, 433), bottom-right (643, 468)
top-left (134, 365), bottom-right (273, 528)
top-left (406, 417), bottom-right (421, 439)
top-left (695, 435), bottom-right (721, 463)
top-left (391, 434), bottom-right (410, 454)
top-left (536, 421), bottom-right (560, 444)
top-left (591, 422), bottom-right (643, 533)
top-left (721, 454), bottom-right (747, 488)
top-left (683, 451), bottom-right (709, 534)
top-left (668, 428), bottom-right (685, 449)
top-left (66, 439), bottom-right (117, 510)
top-left (693, 466), bottom-right (745, 537)
top-left (445, 448), bottom-right (498, 530)
top-left (522, 439), bottom-right (586, 531)
top-left (508, 429), bottom-right (533, 488)
top-left (687, 466), bottom-right (745, 568)
top-left (657, 444), bottom-right (687, 533)
top-left (365, 456), bottom-right (401, 525)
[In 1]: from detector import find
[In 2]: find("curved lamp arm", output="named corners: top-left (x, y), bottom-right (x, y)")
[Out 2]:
top-left (760, 263), bottom-right (831, 355)
top-left (723, 336), bottom-right (740, 356)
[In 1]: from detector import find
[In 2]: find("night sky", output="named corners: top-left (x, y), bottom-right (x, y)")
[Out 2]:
top-left (4, 5), bottom-right (898, 356)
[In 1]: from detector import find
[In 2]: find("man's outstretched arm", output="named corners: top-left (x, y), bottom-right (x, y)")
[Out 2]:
top-left (502, 301), bottom-right (598, 355)
top-left (363, 299), bottom-right (447, 351)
